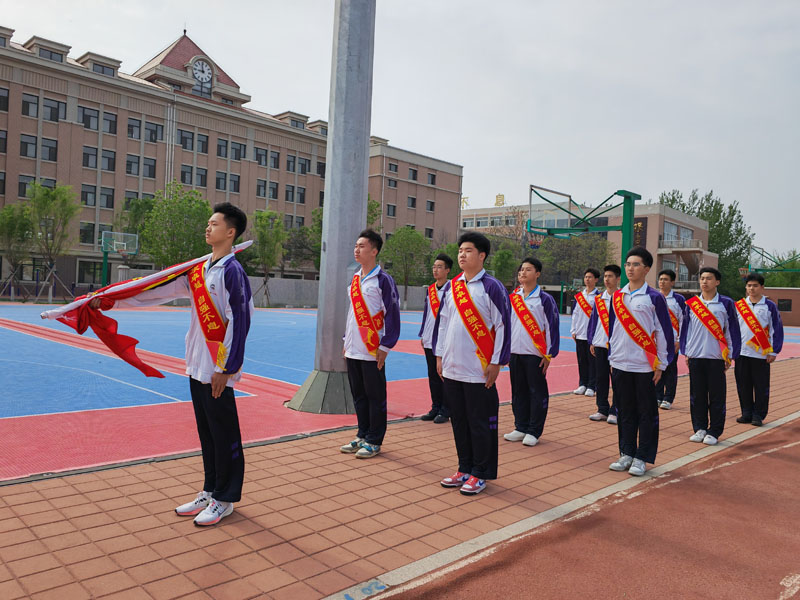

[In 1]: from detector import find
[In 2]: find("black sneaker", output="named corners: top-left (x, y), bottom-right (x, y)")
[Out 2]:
top-left (420, 411), bottom-right (437, 421)
top-left (751, 416), bottom-right (763, 427)
top-left (736, 415), bottom-right (751, 424)
top-left (433, 415), bottom-right (449, 424)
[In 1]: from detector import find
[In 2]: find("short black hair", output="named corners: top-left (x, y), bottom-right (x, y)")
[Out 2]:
top-left (520, 257), bottom-right (543, 273)
top-left (213, 202), bottom-right (247, 239)
top-left (603, 264), bottom-right (621, 277)
top-left (458, 231), bottom-right (491, 259)
top-left (434, 253), bottom-right (453, 270)
top-left (626, 246), bottom-right (653, 268)
top-left (745, 272), bottom-right (765, 285)
top-left (658, 269), bottom-right (677, 281)
top-left (358, 229), bottom-right (383, 253)
top-left (698, 266), bottom-right (722, 281)
top-left (584, 267), bottom-right (601, 279)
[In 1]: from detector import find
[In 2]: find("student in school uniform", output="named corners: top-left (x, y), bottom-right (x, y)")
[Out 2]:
top-left (434, 232), bottom-right (511, 496)
top-left (503, 257), bottom-right (560, 447)
top-left (419, 253), bottom-right (453, 424)
top-left (571, 268), bottom-right (601, 397)
top-left (607, 247), bottom-right (674, 477)
top-left (734, 273), bottom-right (784, 427)
top-left (680, 267), bottom-right (741, 446)
top-left (338, 229), bottom-right (401, 459)
top-left (587, 264), bottom-right (621, 424)
top-left (655, 269), bottom-right (686, 410)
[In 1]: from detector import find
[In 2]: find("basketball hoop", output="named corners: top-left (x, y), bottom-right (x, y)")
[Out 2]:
top-left (739, 267), bottom-right (749, 279)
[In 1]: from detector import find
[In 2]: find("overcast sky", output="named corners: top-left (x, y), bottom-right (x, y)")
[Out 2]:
top-left (4, 1), bottom-right (798, 256)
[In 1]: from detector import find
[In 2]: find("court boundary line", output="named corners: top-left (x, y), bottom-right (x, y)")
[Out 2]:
top-left (331, 403), bottom-right (800, 600)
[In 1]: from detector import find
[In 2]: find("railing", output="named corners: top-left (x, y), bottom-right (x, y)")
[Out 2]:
top-left (658, 239), bottom-right (703, 249)
top-left (675, 280), bottom-right (700, 290)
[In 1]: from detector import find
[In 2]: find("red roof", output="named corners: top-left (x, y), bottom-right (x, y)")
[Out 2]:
top-left (137, 34), bottom-right (238, 88)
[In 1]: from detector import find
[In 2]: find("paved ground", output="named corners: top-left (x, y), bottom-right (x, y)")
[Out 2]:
top-left (1, 359), bottom-right (798, 599)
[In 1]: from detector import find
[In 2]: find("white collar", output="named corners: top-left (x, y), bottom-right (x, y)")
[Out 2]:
top-left (359, 265), bottom-right (381, 281)
top-left (459, 268), bottom-right (486, 283)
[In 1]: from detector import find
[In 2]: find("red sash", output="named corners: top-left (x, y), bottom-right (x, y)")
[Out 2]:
top-left (428, 283), bottom-right (441, 319)
top-left (452, 277), bottom-right (495, 369)
top-left (735, 298), bottom-right (772, 356)
top-left (350, 273), bottom-right (385, 357)
top-left (510, 291), bottom-right (550, 359)
top-left (687, 296), bottom-right (730, 364)
top-left (596, 295), bottom-right (611, 341)
top-left (612, 290), bottom-right (660, 370)
top-left (575, 291), bottom-right (593, 318)
top-left (189, 263), bottom-right (228, 370)
top-left (668, 309), bottom-right (680, 333)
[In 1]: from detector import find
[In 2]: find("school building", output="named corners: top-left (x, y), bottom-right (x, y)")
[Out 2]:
top-left (0, 25), bottom-right (463, 291)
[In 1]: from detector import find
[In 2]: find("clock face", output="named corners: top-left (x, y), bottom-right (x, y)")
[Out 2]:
top-left (192, 60), bottom-right (212, 83)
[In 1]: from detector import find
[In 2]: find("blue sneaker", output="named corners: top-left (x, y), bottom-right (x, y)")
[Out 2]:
top-left (459, 476), bottom-right (486, 496)
top-left (355, 442), bottom-right (381, 458)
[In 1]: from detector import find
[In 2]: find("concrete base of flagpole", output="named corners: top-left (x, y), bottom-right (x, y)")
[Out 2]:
top-left (286, 370), bottom-right (355, 414)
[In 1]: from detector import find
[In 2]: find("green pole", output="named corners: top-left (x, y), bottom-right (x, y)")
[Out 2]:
top-left (102, 250), bottom-right (109, 287)
top-left (560, 281), bottom-right (565, 313)
top-left (616, 190), bottom-right (640, 287)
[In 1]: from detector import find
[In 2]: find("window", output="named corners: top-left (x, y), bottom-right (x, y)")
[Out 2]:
top-left (78, 261), bottom-right (103, 285)
top-left (0, 171), bottom-right (4, 195)
top-left (171, 83), bottom-right (182, 91)
top-left (230, 142), bottom-right (246, 161)
top-left (103, 112), bottom-right (117, 134)
top-left (269, 182), bottom-right (278, 199)
top-left (197, 133), bottom-right (208, 154)
top-left (425, 228), bottom-right (433, 239)
top-left (319, 191), bottom-right (324, 206)
top-left (81, 184), bottom-right (96, 206)
top-left (22, 94), bottom-right (39, 118)
top-left (0, 37), bottom-right (5, 48)
top-left (256, 179), bottom-right (266, 198)
top-left (426, 200), bottom-right (435, 212)
top-left (100, 187), bottom-right (114, 208)
top-left (679, 226), bottom-right (693, 241)
top-left (39, 178), bottom-right (56, 189)
top-left (39, 48), bottom-right (63, 62)
top-left (217, 139), bottom-right (228, 158)
top-left (142, 158), bottom-right (156, 178)
top-left (142, 193), bottom-right (154, 200)
top-left (43, 98), bottom-right (66, 122)
top-left (0, 88), bottom-right (8, 112)
top-left (92, 63), bottom-right (115, 77)
top-left (144, 122), bottom-right (163, 142)
top-left (286, 155), bottom-right (296, 172)
top-left (663, 221), bottom-right (678, 242)
top-left (427, 173), bottom-right (436, 185)
top-left (321, 126), bottom-right (328, 136)
top-left (83, 146), bottom-right (98, 168)
top-left (490, 216), bottom-right (502, 226)
top-left (216, 171), bottom-right (226, 191)
top-left (407, 224), bottom-right (416, 230)
top-left (407, 196), bottom-right (416, 209)
top-left (296, 216), bottom-right (305, 227)
top-left (388, 179), bottom-right (397, 188)
top-left (20, 134), bottom-right (37, 158)
top-left (387, 204), bottom-right (396, 217)
top-left (125, 154), bottom-right (139, 175)
top-left (505, 216), bottom-right (516, 226)
top-left (409, 168), bottom-right (418, 181)
top-left (230, 174), bottom-right (240, 193)
top-left (777, 299), bottom-right (792, 312)
top-left (662, 259), bottom-right (676, 272)
top-left (297, 186), bottom-right (305, 204)
top-left (679, 264), bottom-right (689, 282)
top-left (41, 138), bottom-right (58, 162)
top-left (476, 217), bottom-right (488, 227)
top-left (128, 118), bottom-right (141, 139)
top-left (317, 161), bottom-right (326, 178)
top-left (97, 224), bottom-right (113, 244)
top-left (19, 175), bottom-right (35, 197)
top-left (192, 80), bottom-right (211, 99)
top-left (285, 184), bottom-right (294, 203)
top-left (79, 106), bottom-right (99, 130)
top-left (180, 165), bottom-right (192, 185)
top-left (298, 158), bottom-right (311, 175)
top-left (196, 167), bottom-right (207, 187)
top-left (388, 163), bottom-right (398, 173)
top-left (101, 150), bottom-right (115, 171)
top-left (270, 151), bottom-right (280, 169)
top-left (290, 119), bottom-right (305, 129)
top-left (178, 129), bottom-right (194, 151)
top-left (284, 215), bottom-right (293, 229)
top-left (255, 147), bottom-right (267, 166)
top-left (80, 222), bottom-right (95, 244)
top-left (221, 98), bottom-right (234, 106)
top-left (0, 130), bottom-right (5, 153)
top-left (124, 191), bottom-right (138, 210)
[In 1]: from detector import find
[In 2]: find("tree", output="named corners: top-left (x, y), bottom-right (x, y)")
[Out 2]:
top-left (114, 195), bottom-right (155, 265)
top-left (0, 202), bottom-right (33, 292)
top-left (382, 226), bottom-right (431, 306)
top-left (763, 250), bottom-right (800, 288)
top-left (281, 226), bottom-right (315, 274)
top-left (535, 233), bottom-right (614, 287)
top-left (140, 182), bottom-right (211, 268)
top-left (659, 189), bottom-right (754, 298)
top-left (26, 182), bottom-right (80, 268)
top-left (367, 195), bottom-right (381, 231)
top-left (308, 195), bottom-right (381, 272)
top-left (487, 248), bottom-right (517, 288)
top-left (251, 210), bottom-right (287, 307)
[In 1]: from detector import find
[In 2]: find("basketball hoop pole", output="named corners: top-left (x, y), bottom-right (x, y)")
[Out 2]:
top-left (102, 247), bottom-right (109, 287)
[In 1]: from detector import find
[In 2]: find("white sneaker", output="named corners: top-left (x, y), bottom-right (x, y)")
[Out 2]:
top-left (702, 434), bottom-right (718, 446)
top-left (584, 388), bottom-right (596, 397)
top-left (660, 401), bottom-right (672, 410)
top-left (503, 430), bottom-right (526, 442)
top-left (609, 454), bottom-right (634, 471)
top-left (628, 458), bottom-right (646, 477)
top-left (607, 414), bottom-right (618, 425)
top-left (340, 437), bottom-right (364, 453)
top-left (689, 429), bottom-right (707, 443)
top-left (175, 491), bottom-right (211, 516)
top-left (522, 434), bottom-right (538, 446)
top-left (193, 499), bottom-right (233, 527)
top-left (574, 386), bottom-right (587, 395)
top-left (588, 412), bottom-right (606, 421)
